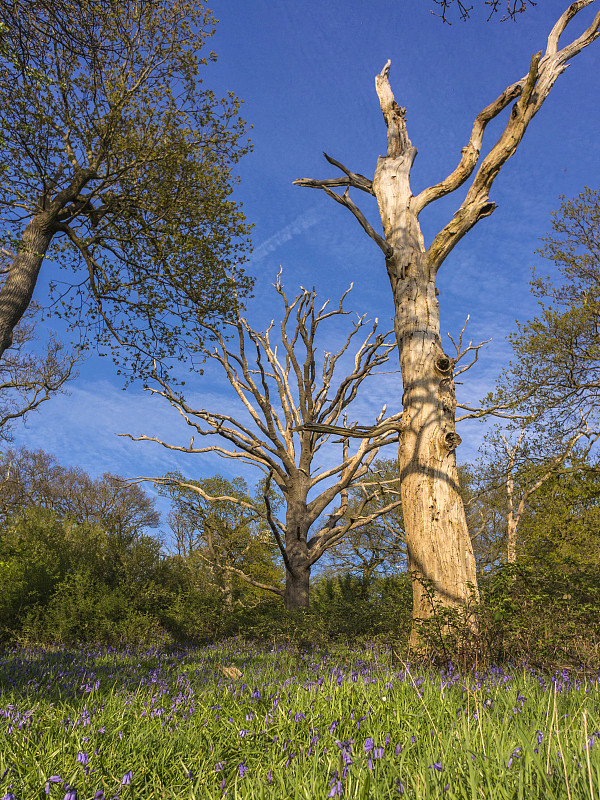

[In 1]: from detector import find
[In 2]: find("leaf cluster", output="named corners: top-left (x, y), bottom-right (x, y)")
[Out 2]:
top-left (0, 0), bottom-right (253, 380)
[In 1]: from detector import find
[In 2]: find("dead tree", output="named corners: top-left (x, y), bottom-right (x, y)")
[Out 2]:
top-left (125, 275), bottom-right (403, 610)
top-left (294, 1), bottom-right (600, 638)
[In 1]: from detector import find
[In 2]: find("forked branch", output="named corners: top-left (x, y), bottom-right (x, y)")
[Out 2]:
top-left (426, 0), bottom-right (600, 272)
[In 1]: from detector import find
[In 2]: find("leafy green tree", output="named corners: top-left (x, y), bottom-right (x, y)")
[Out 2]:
top-left (163, 473), bottom-right (283, 609)
top-left (0, 447), bottom-right (160, 589)
top-left (463, 423), bottom-right (596, 568)
top-left (517, 461), bottom-right (600, 570)
top-left (0, 0), bottom-right (251, 377)
top-left (493, 185), bottom-right (600, 431)
top-left (321, 457), bottom-right (406, 581)
top-left (0, 447), bottom-right (158, 533)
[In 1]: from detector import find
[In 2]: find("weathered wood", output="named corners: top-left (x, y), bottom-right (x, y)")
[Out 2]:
top-left (294, 1), bottom-right (600, 642)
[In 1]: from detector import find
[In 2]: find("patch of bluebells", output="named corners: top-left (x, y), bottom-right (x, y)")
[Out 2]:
top-left (0, 643), bottom-right (599, 798)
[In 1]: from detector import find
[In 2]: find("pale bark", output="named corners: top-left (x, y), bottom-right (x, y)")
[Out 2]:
top-left (127, 279), bottom-right (404, 611)
top-left (294, 1), bottom-right (600, 639)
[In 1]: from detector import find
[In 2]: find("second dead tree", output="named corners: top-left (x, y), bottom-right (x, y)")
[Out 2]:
top-left (127, 276), bottom-right (404, 610)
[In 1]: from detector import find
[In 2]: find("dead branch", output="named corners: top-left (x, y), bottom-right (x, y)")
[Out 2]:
top-left (447, 315), bottom-right (492, 378)
top-left (196, 550), bottom-right (284, 598)
top-left (426, 1), bottom-right (600, 272)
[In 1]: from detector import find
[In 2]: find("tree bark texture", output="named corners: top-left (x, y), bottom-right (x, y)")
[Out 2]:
top-left (373, 150), bottom-right (478, 635)
top-left (293, 5), bottom-right (600, 640)
top-left (0, 217), bottom-right (55, 356)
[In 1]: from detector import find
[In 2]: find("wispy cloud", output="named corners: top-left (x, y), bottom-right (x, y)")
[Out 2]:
top-left (250, 206), bottom-right (322, 263)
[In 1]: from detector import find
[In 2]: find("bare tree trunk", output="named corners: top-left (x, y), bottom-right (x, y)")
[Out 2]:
top-left (222, 568), bottom-right (234, 610)
top-left (387, 250), bottom-right (478, 638)
top-left (505, 473), bottom-right (518, 565)
top-left (374, 139), bottom-right (478, 640)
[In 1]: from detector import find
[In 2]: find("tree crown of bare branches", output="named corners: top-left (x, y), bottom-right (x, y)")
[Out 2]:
top-left (124, 275), bottom-right (405, 596)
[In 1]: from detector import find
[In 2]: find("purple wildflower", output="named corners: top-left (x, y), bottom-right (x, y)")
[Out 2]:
top-left (328, 770), bottom-right (342, 797)
top-left (63, 789), bottom-right (77, 800)
top-left (77, 752), bottom-right (89, 765)
top-left (121, 771), bottom-right (133, 786)
top-left (238, 761), bottom-right (248, 778)
top-left (396, 779), bottom-right (404, 794)
top-left (395, 742), bottom-right (403, 756)
top-left (364, 737), bottom-right (374, 753)
top-left (93, 792), bottom-right (105, 800)
top-left (429, 763), bottom-right (443, 772)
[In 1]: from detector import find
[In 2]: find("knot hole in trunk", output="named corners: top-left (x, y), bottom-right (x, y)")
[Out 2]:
top-left (434, 356), bottom-right (453, 376)
top-left (440, 430), bottom-right (462, 452)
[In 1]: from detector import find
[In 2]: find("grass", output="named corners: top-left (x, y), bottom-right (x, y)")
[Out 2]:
top-left (0, 640), bottom-right (598, 799)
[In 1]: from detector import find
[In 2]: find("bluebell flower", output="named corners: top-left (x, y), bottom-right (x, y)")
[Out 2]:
top-left (121, 771), bottom-right (133, 786)
top-left (328, 770), bottom-right (341, 797)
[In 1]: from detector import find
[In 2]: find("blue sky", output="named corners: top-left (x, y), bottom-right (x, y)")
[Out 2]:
top-left (9, 0), bottom-right (600, 537)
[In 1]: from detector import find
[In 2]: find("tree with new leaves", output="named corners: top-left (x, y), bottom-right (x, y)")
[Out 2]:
top-left (321, 457), bottom-right (406, 582)
top-left (163, 473), bottom-right (282, 609)
top-left (493, 185), bottom-right (600, 433)
top-left (517, 459), bottom-right (600, 569)
top-left (0, 447), bottom-right (159, 542)
top-left (294, 1), bottom-right (600, 639)
top-left (0, 0), bottom-right (251, 377)
top-left (126, 276), bottom-right (403, 610)
top-left (464, 423), bottom-right (597, 568)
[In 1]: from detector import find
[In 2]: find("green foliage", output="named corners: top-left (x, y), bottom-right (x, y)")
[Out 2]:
top-left (0, 0), bottom-right (253, 378)
top-left (518, 467), bottom-right (600, 569)
top-left (162, 472), bottom-right (284, 606)
top-left (408, 562), bottom-right (600, 671)
top-left (492, 185), bottom-right (600, 427)
top-left (322, 457), bottom-right (406, 580)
